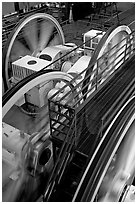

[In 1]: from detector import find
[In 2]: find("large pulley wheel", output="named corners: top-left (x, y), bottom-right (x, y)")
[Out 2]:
top-left (3, 71), bottom-right (78, 118)
top-left (2, 13), bottom-right (65, 91)
top-left (2, 70), bottom-right (80, 202)
top-left (93, 25), bottom-right (132, 79)
top-left (85, 25), bottom-right (132, 134)
top-left (85, 25), bottom-right (132, 96)
top-left (94, 108), bottom-right (135, 202)
top-left (73, 97), bottom-right (135, 202)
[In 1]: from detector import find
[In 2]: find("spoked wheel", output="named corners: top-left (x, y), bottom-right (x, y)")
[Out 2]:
top-left (96, 119), bottom-right (135, 202)
top-left (86, 25), bottom-right (132, 96)
top-left (2, 70), bottom-right (79, 202)
top-left (2, 13), bottom-right (65, 91)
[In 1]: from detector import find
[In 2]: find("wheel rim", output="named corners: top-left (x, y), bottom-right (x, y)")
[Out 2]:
top-left (2, 71), bottom-right (78, 118)
top-left (72, 96), bottom-right (135, 202)
top-left (3, 13), bottom-right (65, 90)
top-left (97, 26), bottom-right (131, 76)
top-left (96, 118), bottom-right (135, 202)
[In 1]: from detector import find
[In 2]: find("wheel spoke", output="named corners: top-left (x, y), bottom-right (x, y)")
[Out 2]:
top-left (48, 33), bottom-right (60, 46)
top-left (10, 40), bottom-right (31, 62)
top-left (23, 19), bottom-right (38, 52)
top-left (38, 20), bottom-right (54, 51)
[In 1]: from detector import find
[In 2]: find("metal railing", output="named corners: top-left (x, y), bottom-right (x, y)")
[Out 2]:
top-left (2, 5), bottom-right (135, 201)
top-left (45, 29), bottom-right (135, 200)
top-left (44, 118), bottom-right (76, 201)
top-left (99, 73), bottom-right (135, 138)
top-left (49, 30), bottom-right (134, 109)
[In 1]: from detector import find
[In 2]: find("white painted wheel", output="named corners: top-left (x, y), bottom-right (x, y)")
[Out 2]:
top-left (2, 70), bottom-right (80, 202)
top-left (3, 13), bottom-right (65, 90)
top-left (3, 71), bottom-right (79, 118)
top-left (73, 97), bottom-right (135, 202)
top-left (86, 25), bottom-right (132, 97)
top-left (95, 116), bottom-right (135, 202)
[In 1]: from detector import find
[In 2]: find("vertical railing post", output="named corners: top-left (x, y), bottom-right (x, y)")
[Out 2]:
top-left (95, 60), bottom-right (99, 90)
top-left (48, 99), bottom-right (53, 137)
top-left (124, 35), bottom-right (129, 63)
